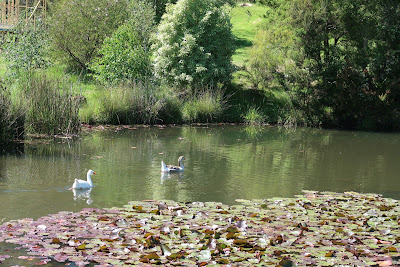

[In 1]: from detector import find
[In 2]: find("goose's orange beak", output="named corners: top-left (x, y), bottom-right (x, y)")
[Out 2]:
top-left (93, 172), bottom-right (96, 174)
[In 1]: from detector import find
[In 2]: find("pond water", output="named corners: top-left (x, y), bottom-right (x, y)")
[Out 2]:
top-left (1, 125), bottom-right (400, 222)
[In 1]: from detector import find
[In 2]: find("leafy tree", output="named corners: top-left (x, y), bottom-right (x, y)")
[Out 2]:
top-left (290, 0), bottom-right (388, 129)
top-left (2, 22), bottom-right (50, 77)
top-left (249, 0), bottom-right (400, 130)
top-left (244, 0), bottom-right (311, 119)
top-left (47, 0), bottom-right (128, 71)
top-left (90, 24), bottom-right (152, 84)
top-left (149, 0), bottom-right (177, 24)
top-left (90, 0), bottom-right (154, 84)
top-left (152, 0), bottom-right (235, 89)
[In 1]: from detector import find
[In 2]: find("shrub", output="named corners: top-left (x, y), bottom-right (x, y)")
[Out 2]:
top-left (47, 0), bottom-right (128, 71)
top-left (2, 22), bottom-right (50, 78)
top-left (152, 0), bottom-right (235, 89)
top-left (242, 107), bottom-right (266, 125)
top-left (90, 23), bottom-right (152, 84)
top-left (90, 0), bottom-right (155, 84)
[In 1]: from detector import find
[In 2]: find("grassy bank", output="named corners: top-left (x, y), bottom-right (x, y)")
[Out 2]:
top-left (230, 3), bottom-right (268, 67)
top-left (1, 191), bottom-right (399, 265)
top-left (0, 3), bottom-right (296, 141)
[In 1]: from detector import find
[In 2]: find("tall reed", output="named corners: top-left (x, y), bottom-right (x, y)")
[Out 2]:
top-left (24, 73), bottom-right (81, 135)
top-left (99, 80), bottom-right (164, 125)
top-left (0, 87), bottom-right (13, 141)
top-left (242, 106), bottom-right (266, 125)
top-left (182, 88), bottom-right (226, 123)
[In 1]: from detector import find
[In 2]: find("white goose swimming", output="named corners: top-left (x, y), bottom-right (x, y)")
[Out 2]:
top-left (161, 156), bottom-right (185, 172)
top-left (70, 169), bottom-right (96, 190)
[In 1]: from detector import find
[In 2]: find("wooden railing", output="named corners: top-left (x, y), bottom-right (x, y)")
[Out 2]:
top-left (0, 0), bottom-right (46, 30)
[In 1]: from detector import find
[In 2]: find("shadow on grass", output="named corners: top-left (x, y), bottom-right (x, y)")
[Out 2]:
top-left (224, 85), bottom-right (290, 124)
top-left (234, 36), bottom-right (253, 50)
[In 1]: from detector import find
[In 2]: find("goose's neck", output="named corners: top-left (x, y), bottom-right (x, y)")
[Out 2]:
top-left (87, 173), bottom-right (93, 186)
top-left (179, 159), bottom-right (184, 170)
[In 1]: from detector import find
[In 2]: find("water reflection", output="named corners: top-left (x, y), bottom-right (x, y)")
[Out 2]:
top-left (160, 172), bottom-right (184, 184)
top-left (2, 125), bottom-right (400, 222)
top-left (72, 188), bottom-right (93, 204)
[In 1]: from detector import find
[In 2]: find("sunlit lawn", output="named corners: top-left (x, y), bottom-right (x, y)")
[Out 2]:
top-left (230, 3), bottom-right (268, 67)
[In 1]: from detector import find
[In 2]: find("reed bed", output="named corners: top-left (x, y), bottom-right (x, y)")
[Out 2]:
top-left (23, 73), bottom-right (81, 136)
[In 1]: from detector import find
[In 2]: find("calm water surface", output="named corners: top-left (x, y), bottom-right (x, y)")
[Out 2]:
top-left (1, 125), bottom-right (400, 222)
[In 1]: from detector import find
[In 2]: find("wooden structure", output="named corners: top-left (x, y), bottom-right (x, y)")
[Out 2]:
top-left (0, 0), bottom-right (46, 30)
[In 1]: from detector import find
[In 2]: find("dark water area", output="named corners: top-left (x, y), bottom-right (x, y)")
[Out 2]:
top-left (1, 125), bottom-right (400, 222)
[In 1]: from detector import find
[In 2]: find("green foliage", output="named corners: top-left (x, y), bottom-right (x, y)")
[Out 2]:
top-left (149, 0), bottom-right (177, 24)
top-left (90, 0), bottom-right (155, 84)
top-left (126, 0), bottom-right (156, 52)
top-left (98, 81), bottom-right (166, 124)
top-left (90, 24), bottom-right (152, 84)
top-left (0, 86), bottom-right (14, 141)
top-left (182, 89), bottom-right (225, 122)
top-left (245, 0), bottom-right (400, 130)
top-left (47, 0), bottom-right (128, 71)
top-left (242, 106), bottom-right (266, 125)
top-left (22, 73), bottom-right (81, 135)
top-left (152, 0), bottom-right (235, 89)
top-left (2, 23), bottom-right (50, 78)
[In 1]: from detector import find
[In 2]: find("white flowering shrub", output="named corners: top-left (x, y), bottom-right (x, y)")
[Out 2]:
top-left (152, 0), bottom-right (235, 89)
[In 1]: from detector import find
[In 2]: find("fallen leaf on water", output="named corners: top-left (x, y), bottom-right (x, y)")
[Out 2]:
top-left (377, 260), bottom-right (393, 266)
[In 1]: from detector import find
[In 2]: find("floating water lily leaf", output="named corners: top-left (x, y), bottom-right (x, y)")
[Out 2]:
top-left (2, 192), bottom-right (400, 265)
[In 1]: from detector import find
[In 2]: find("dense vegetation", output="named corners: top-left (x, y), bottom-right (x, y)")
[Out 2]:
top-left (1, 0), bottom-right (399, 142)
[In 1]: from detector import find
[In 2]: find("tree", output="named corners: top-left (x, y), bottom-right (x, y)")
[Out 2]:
top-left (249, 0), bottom-right (400, 130)
top-left (90, 0), bottom-right (155, 84)
top-left (2, 22), bottom-right (50, 77)
top-left (149, 0), bottom-right (177, 24)
top-left (152, 0), bottom-right (235, 89)
top-left (47, 0), bottom-right (128, 71)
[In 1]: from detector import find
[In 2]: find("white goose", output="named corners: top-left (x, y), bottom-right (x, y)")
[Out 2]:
top-left (161, 156), bottom-right (185, 172)
top-left (70, 169), bottom-right (96, 190)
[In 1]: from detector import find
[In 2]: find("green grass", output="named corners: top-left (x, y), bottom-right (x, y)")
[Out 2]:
top-left (230, 3), bottom-right (268, 67)
top-left (0, 3), bottom-right (298, 131)
top-left (0, 56), bottom-right (7, 77)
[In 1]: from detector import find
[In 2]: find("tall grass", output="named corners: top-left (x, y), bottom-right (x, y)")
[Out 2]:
top-left (182, 88), bottom-right (226, 123)
top-left (0, 87), bottom-right (14, 141)
top-left (98, 80), bottom-right (170, 125)
top-left (23, 73), bottom-right (81, 135)
top-left (242, 106), bottom-right (266, 125)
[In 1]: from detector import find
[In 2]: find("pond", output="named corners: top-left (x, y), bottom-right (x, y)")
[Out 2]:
top-left (1, 125), bottom-right (400, 222)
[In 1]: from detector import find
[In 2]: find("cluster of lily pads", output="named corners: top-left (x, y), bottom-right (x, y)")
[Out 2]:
top-left (1, 191), bottom-right (400, 266)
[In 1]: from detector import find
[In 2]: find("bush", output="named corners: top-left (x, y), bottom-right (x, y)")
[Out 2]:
top-left (23, 73), bottom-right (81, 135)
top-left (48, 0), bottom-right (128, 71)
top-left (152, 0), bottom-right (235, 89)
top-left (2, 22), bottom-right (50, 78)
top-left (90, 0), bottom-right (155, 84)
top-left (242, 107), bottom-right (266, 125)
top-left (90, 23), bottom-right (152, 84)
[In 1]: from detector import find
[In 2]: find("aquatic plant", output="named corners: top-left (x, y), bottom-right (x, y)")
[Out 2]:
top-left (98, 80), bottom-right (164, 125)
top-left (242, 106), bottom-right (266, 125)
top-left (0, 87), bottom-right (14, 141)
top-left (24, 73), bottom-right (81, 135)
top-left (1, 191), bottom-right (400, 265)
top-left (182, 89), bottom-right (225, 123)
